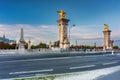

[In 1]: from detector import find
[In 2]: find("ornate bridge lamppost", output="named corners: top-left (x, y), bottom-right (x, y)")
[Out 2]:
top-left (69, 24), bottom-right (75, 47)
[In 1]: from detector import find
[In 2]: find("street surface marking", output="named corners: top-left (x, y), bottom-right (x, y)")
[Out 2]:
top-left (0, 54), bottom-right (110, 64)
top-left (70, 65), bottom-right (95, 69)
top-left (0, 56), bottom-right (82, 63)
top-left (103, 61), bottom-right (118, 65)
top-left (0, 54), bottom-right (119, 64)
top-left (9, 69), bottom-right (53, 75)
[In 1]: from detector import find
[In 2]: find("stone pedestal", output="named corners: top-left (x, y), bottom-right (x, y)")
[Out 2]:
top-left (57, 18), bottom-right (70, 49)
top-left (49, 41), bottom-right (52, 49)
top-left (103, 30), bottom-right (111, 50)
top-left (18, 42), bottom-right (25, 51)
top-left (28, 40), bottom-right (31, 50)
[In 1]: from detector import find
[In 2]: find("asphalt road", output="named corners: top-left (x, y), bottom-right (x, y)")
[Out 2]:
top-left (0, 53), bottom-right (120, 79)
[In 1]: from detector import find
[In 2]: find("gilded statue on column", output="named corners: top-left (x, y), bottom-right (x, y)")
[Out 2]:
top-left (58, 10), bottom-right (66, 19)
top-left (104, 24), bottom-right (109, 31)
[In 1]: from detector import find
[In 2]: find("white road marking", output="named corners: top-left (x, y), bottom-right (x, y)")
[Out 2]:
top-left (0, 56), bottom-right (83, 64)
top-left (0, 54), bottom-right (119, 64)
top-left (103, 61), bottom-right (118, 65)
top-left (69, 65), bottom-right (95, 69)
top-left (0, 54), bottom-right (108, 64)
top-left (35, 73), bottom-right (46, 76)
top-left (9, 69), bottom-right (53, 75)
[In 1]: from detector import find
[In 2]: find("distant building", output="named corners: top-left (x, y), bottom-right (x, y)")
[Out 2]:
top-left (0, 34), bottom-right (15, 43)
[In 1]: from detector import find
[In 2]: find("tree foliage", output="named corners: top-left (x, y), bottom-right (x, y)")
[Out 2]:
top-left (0, 42), bottom-right (16, 49)
top-left (31, 42), bottom-right (48, 49)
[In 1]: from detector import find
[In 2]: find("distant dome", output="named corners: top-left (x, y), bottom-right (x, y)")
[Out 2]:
top-left (28, 39), bottom-right (31, 43)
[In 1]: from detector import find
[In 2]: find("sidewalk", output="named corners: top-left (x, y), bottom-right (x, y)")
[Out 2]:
top-left (97, 70), bottom-right (120, 80)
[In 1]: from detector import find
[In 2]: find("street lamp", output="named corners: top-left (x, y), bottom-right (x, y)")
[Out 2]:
top-left (69, 24), bottom-right (75, 47)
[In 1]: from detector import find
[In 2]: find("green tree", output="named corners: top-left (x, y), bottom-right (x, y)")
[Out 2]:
top-left (113, 46), bottom-right (119, 49)
top-left (37, 42), bottom-right (47, 48)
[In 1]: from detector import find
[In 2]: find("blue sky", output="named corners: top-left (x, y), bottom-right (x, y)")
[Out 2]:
top-left (0, 0), bottom-right (120, 45)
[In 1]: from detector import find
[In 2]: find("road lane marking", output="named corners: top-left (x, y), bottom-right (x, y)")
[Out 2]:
top-left (9, 69), bottom-right (53, 75)
top-left (1, 54), bottom-right (120, 64)
top-left (35, 73), bottom-right (46, 76)
top-left (0, 56), bottom-right (82, 63)
top-left (0, 54), bottom-right (112, 63)
top-left (103, 61), bottom-right (118, 65)
top-left (69, 65), bottom-right (95, 69)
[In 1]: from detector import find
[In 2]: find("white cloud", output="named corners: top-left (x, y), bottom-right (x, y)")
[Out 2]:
top-left (0, 24), bottom-right (119, 45)
top-left (0, 24), bottom-right (58, 45)
top-left (70, 25), bottom-right (103, 40)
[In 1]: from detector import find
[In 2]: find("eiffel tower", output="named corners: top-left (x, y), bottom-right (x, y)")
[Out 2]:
top-left (18, 28), bottom-right (26, 50)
